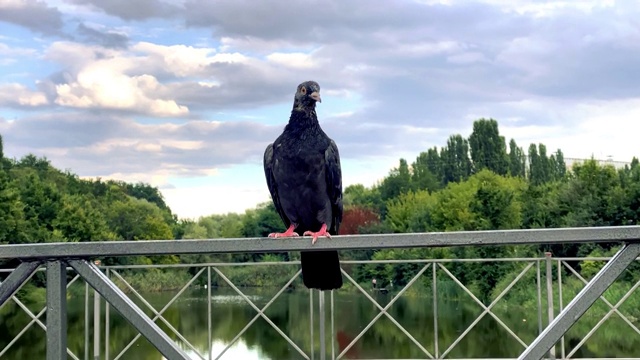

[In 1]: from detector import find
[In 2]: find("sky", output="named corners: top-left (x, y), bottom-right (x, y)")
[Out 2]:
top-left (0, 0), bottom-right (638, 220)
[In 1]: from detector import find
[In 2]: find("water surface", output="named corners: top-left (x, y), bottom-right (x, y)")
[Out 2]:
top-left (0, 286), bottom-right (634, 359)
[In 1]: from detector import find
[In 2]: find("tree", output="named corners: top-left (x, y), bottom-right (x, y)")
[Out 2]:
top-left (528, 144), bottom-right (542, 185)
top-left (470, 171), bottom-right (523, 230)
top-left (386, 190), bottom-right (436, 233)
top-left (550, 149), bottom-right (567, 180)
top-left (241, 203), bottom-right (282, 238)
top-left (411, 153), bottom-right (440, 192)
top-left (468, 119), bottom-right (509, 175)
top-left (508, 139), bottom-right (526, 177)
top-left (379, 158), bottom-right (413, 201)
top-left (106, 197), bottom-right (174, 240)
top-left (53, 194), bottom-right (116, 242)
top-left (521, 182), bottom-right (561, 229)
top-left (0, 176), bottom-right (27, 245)
top-left (343, 184), bottom-right (384, 215)
top-left (441, 135), bottom-right (473, 184)
top-left (425, 147), bottom-right (444, 184)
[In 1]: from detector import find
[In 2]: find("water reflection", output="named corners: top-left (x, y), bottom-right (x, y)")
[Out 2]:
top-left (175, 340), bottom-right (270, 360)
top-left (0, 286), bottom-right (634, 359)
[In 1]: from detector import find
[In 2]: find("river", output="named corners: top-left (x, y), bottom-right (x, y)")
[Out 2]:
top-left (0, 286), bottom-right (634, 359)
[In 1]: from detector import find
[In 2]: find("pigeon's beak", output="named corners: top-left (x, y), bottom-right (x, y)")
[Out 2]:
top-left (310, 91), bottom-right (322, 103)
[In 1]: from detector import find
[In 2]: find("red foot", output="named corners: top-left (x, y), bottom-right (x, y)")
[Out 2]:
top-left (268, 224), bottom-right (299, 238)
top-left (303, 223), bottom-right (331, 245)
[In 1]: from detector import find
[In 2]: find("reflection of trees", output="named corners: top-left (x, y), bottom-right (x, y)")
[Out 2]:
top-left (0, 289), bottom-right (637, 359)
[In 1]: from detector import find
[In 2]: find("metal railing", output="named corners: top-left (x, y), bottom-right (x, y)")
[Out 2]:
top-left (1, 226), bottom-right (640, 360)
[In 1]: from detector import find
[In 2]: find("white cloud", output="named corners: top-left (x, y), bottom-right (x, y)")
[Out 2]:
top-left (45, 41), bottom-right (191, 115)
top-left (0, 83), bottom-right (48, 106)
top-left (132, 42), bottom-right (247, 77)
top-left (3, 0), bottom-right (640, 219)
top-left (0, 42), bottom-right (38, 57)
top-left (266, 52), bottom-right (318, 69)
top-left (447, 51), bottom-right (488, 64)
top-left (498, 97), bottom-right (640, 161)
top-left (55, 71), bottom-right (188, 116)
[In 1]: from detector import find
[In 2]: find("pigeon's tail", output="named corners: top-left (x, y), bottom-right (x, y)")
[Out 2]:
top-left (300, 250), bottom-right (343, 291)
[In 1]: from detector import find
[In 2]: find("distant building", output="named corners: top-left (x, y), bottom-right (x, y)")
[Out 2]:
top-left (563, 157), bottom-right (631, 170)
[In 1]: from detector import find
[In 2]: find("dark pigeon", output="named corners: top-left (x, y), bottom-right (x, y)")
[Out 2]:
top-left (263, 80), bottom-right (343, 291)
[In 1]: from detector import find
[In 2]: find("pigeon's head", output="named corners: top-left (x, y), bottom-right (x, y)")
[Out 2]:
top-left (293, 80), bottom-right (321, 111)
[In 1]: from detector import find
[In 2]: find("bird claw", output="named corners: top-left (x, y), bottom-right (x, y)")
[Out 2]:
top-left (268, 231), bottom-right (300, 238)
top-left (303, 229), bottom-right (331, 245)
top-left (268, 224), bottom-right (299, 238)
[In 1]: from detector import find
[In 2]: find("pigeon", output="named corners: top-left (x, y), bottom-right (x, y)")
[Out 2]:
top-left (263, 80), bottom-right (343, 291)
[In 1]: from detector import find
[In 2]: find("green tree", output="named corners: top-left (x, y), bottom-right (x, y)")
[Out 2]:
top-left (385, 190), bottom-right (436, 233)
top-left (521, 182), bottom-right (562, 229)
top-left (508, 139), bottom-right (526, 177)
top-left (550, 149), bottom-right (567, 180)
top-left (441, 134), bottom-right (473, 184)
top-left (0, 177), bottom-right (26, 245)
top-left (379, 158), bottom-right (413, 201)
top-left (411, 152), bottom-right (440, 192)
top-left (468, 119), bottom-right (509, 175)
top-left (425, 147), bottom-right (444, 184)
top-left (470, 171), bottom-right (523, 230)
top-left (53, 194), bottom-right (116, 242)
top-left (241, 202), bottom-right (282, 238)
top-left (558, 159), bottom-right (622, 228)
top-left (343, 184), bottom-right (384, 215)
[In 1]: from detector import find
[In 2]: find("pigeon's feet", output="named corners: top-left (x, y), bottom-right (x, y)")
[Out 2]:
top-left (303, 223), bottom-right (331, 245)
top-left (268, 224), bottom-right (299, 238)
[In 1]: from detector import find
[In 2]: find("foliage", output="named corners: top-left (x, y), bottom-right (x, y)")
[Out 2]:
top-left (1, 117), bottom-right (640, 303)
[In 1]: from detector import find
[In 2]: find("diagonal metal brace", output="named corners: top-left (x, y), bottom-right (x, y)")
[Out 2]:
top-left (562, 261), bottom-right (640, 336)
top-left (68, 259), bottom-right (190, 360)
top-left (0, 260), bottom-right (42, 307)
top-left (518, 242), bottom-right (640, 360)
top-left (110, 268), bottom-right (206, 360)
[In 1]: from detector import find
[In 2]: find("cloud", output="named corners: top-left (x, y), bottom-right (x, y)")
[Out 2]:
top-left (2, 0), bottom-right (640, 219)
top-left (0, 42), bottom-right (38, 66)
top-left (66, 0), bottom-right (183, 20)
top-left (0, 83), bottom-right (49, 107)
top-left (43, 41), bottom-right (189, 116)
top-left (179, 0), bottom-right (639, 127)
top-left (0, 112), bottom-right (280, 177)
top-left (0, 0), bottom-right (64, 35)
top-left (76, 23), bottom-right (129, 49)
top-left (39, 39), bottom-right (345, 115)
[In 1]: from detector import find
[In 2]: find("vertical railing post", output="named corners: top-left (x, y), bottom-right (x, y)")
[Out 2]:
top-left (85, 282), bottom-right (90, 360)
top-left (46, 260), bottom-right (68, 360)
top-left (432, 262), bottom-right (439, 359)
top-left (557, 259), bottom-right (565, 359)
top-left (310, 289), bottom-right (314, 360)
top-left (331, 290), bottom-right (335, 360)
top-left (537, 260), bottom-right (543, 335)
top-left (104, 268), bottom-right (110, 360)
top-left (545, 252), bottom-right (556, 359)
top-left (319, 290), bottom-right (326, 360)
top-left (94, 288), bottom-right (100, 359)
top-left (208, 266), bottom-right (212, 360)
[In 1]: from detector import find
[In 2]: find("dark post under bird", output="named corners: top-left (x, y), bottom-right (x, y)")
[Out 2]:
top-left (263, 80), bottom-right (343, 291)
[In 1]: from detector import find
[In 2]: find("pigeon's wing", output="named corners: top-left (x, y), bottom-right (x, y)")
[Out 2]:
top-left (263, 143), bottom-right (290, 228)
top-left (325, 139), bottom-right (343, 235)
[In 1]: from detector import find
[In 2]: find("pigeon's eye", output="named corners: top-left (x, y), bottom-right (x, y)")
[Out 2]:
top-left (300, 87), bottom-right (307, 95)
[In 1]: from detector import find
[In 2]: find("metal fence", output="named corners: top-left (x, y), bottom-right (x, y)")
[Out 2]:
top-left (1, 226), bottom-right (640, 360)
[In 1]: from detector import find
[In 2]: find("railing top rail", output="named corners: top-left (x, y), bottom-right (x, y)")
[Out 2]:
top-left (2, 256), bottom-right (640, 273)
top-left (0, 225), bottom-right (640, 259)
top-left (0, 225), bottom-right (639, 260)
